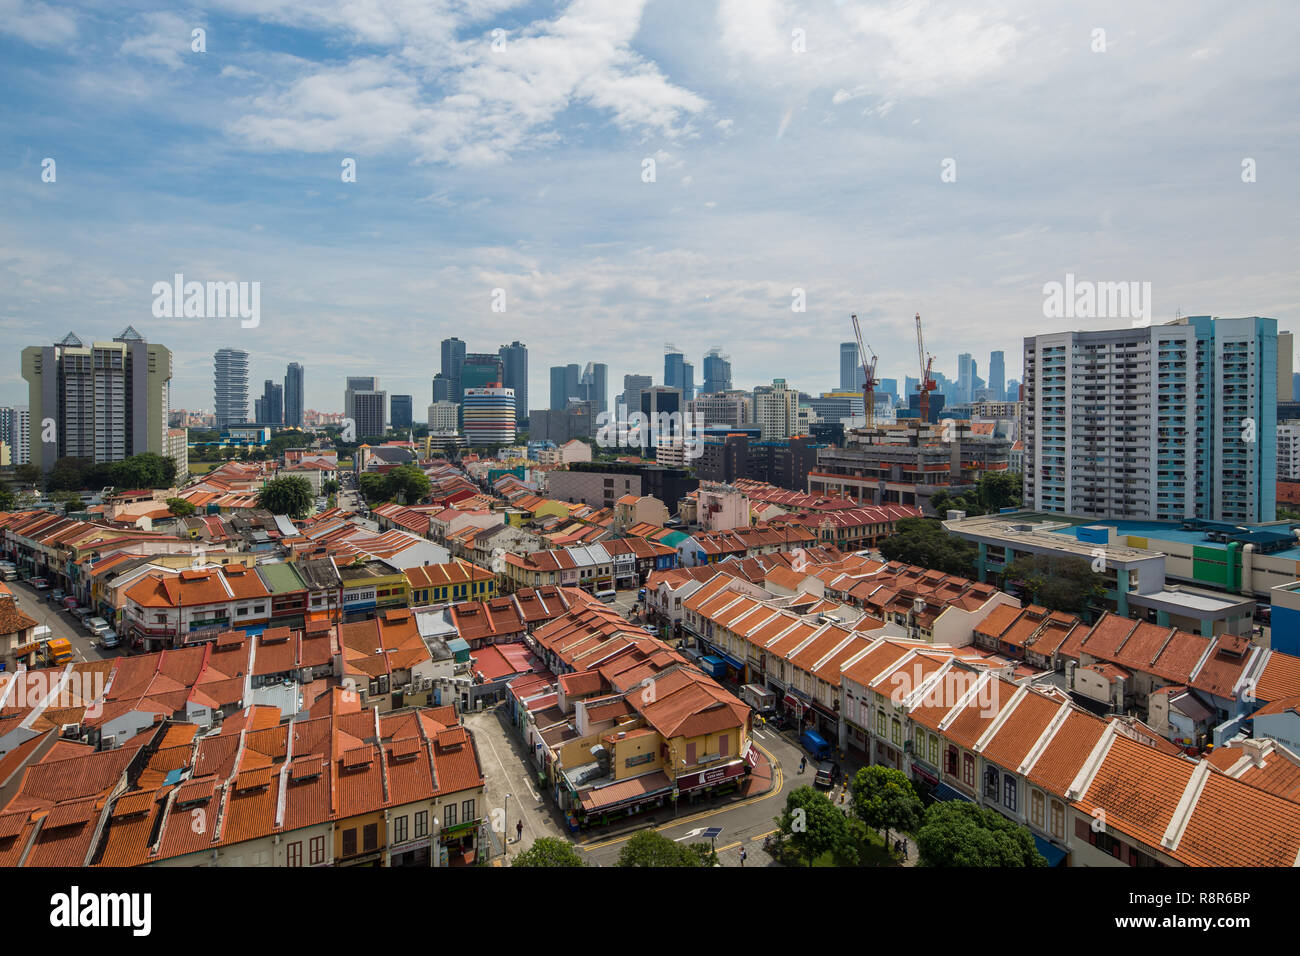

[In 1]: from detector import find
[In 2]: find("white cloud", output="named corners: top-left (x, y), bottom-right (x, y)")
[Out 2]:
top-left (120, 12), bottom-right (198, 70)
top-left (0, 0), bottom-right (76, 47)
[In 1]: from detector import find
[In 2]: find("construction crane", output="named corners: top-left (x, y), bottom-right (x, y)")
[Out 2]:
top-left (850, 313), bottom-right (878, 429)
top-left (915, 312), bottom-right (937, 426)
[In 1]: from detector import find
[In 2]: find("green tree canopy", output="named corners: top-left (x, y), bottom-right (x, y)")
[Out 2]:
top-left (322, 479), bottom-right (340, 496)
top-left (851, 765), bottom-right (924, 844)
top-left (878, 517), bottom-right (978, 576)
top-left (1001, 553), bottom-right (1105, 616)
top-left (108, 452), bottom-right (177, 490)
top-left (615, 830), bottom-right (705, 867)
top-left (383, 464), bottom-right (431, 504)
top-left (256, 475), bottom-right (314, 519)
top-left (776, 785), bottom-right (858, 866)
top-left (0, 478), bottom-right (14, 511)
top-left (916, 801), bottom-right (1047, 867)
top-left (511, 837), bottom-right (587, 867)
top-left (13, 464), bottom-right (41, 486)
top-left (166, 497), bottom-right (197, 517)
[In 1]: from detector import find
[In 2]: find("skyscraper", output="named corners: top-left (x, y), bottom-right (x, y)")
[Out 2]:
top-left (21, 328), bottom-right (172, 471)
top-left (498, 341), bottom-right (528, 427)
top-left (664, 349), bottom-right (686, 395)
top-left (988, 351), bottom-right (1005, 402)
top-left (682, 361), bottom-right (695, 402)
top-left (1023, 316), bottom-right (1278, 523)
top-left (352, 390), bottom-right (387, 441)
top-left (283, 362), bottom-right (304, 427)
top-left (391, 394), bottom-right (413, 430)
top-left (462, 385), bottom-right (516, 445)
top-left (258, 380), bottom-right (283, 425)
top-left (957, 353), bottom-right (975, 404)
top-left (440, 337), bottom-right (466, 401)
top-left (840, 342), bottom-right (864, 391)
top-left (344, 376), bottom-right (378, 426)
top-left (621, 374), bottom-right (652, 417)
top-left (580, 362), bottom-right (608, 415)
top-left (432, 374), bottom-right (454, 403)
top-left (212, 348), bottom-right (249, 429)
top-left (701, 348), bottom-right (733, 396)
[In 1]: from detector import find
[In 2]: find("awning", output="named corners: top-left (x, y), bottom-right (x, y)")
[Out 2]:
top-left (677, 760), bottom-right (746, 793)
top-left (911, 764), bottom-right (939, 787)
top-left (1034, 835), bottom-right (1068, 867)
top-left (931, 782), bottom-right (975, 803)
top-left (579, 771), bottom-right (672, 813)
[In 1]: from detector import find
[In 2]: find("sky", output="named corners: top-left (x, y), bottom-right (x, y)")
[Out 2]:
top-left (2, 0), bottom-right (1297, 417)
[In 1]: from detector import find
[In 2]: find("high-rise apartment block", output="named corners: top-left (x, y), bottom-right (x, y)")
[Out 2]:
top-left (213, 348), bottom-right (249, 429)
top-left (753, 379), bottom-right (799, 440)
top-left (1023, 316), bottom-right (1278, 523)
top-left (21, 328), bottom-right (172, 472)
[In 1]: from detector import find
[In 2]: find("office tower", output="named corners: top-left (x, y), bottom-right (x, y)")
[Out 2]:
top-left (957, 353), bottom-right (974, 404)
top-left (1279, 332), bottom-right (1294, 403)
top-left (621, 374), bottom-right (652, 417)
top-left (498, 341), bottom-right (528, 426)
top-left (904, 375), bottom-right (919, 398)
top-left (0, 406), bottom-right (30, 465)
top-left (440, 337), bottom-right (466, 399)
top-left (840, 342), bottom-right (865, 391)
top-left (879, 378), bottom-right (898, 405)
top-left (20, 328), bottom-right (172, 472)
top-left (283, 363), bottom-right (304, 427)
top-left (580, 362), bottom-right (608, 415)
top-left (352, 390), bottom-right (387, 440)
top-left (1023, 316), bottom-right (1277, 523)
top-left (432, 374), bottom-right (454, 404)
top-left (682, 362), bottom-right (694, 402)
top-left (565, 364), bottom-right (581, 405)
top-left (549, 366), bottom-right (568, 412)
top-left (258, 380), bottom-right (283, 425)
top-left (753, 379), bottom-right (799, 440)
top-left (462, 354), bottom-right (504, 393)
top-left (1006, 378), bottom-right (1020, 401)
top-left (664, 349), bottom-right (688, 397)
top-left (701, 348), bottom-right (732, 396)
top-left (988, 351), bottom-right (1005, 402)
top-left (343, 375), bottom-right (378, 426)
top-left (462, 385), bottom-right (516, 444)
top-left (637, 386), bottom-right (683, 453)
top-left (391, 395), bottom-right (413, 430)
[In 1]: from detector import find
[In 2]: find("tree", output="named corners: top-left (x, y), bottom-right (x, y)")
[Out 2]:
top-left (1002, 553), bottom-right (1105, 615)
top-left (615, 830), bottom-right (704, 867)
top-left (776, 785), bottom-right (857, 866)
top-left (878, 517), bottom-right (978, 576)
top-left (108, 452), bottom-right (176, 489)
top-left (322, 479), bottom-right (340, 496)
top-left (166, 497), bottom-right (196, 517)
top-left (14, 464), bottom-right (40, 486)
top-left (511, 837), bottom-right (587, 867)
top-left (383, 464), bottom-right (430, 504)
top-left (50, 490), bottom-right (85, 514)
top-left (0, 478), bottom-right (14, 511)
top-left (357, 472), bottom-right (387, 504)
top-left (256, 475), bottom-right (314, 519)
top-left (916, 801), bottom-right (1047, 867)
top-left (851, 766), bottom-right (924, 846)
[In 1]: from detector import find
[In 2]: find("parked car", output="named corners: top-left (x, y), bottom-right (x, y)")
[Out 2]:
top-left (813, 761), bottom-right (834, 788)
top-left (99, 630), bottom-right (120, 649)
top-left (29, 578), bottom-right (49, 590)
top-left (85, 616), bottom-right (111, 637)
top-left (50, 589), bottom-right (65, 602)
top-left (61, 596), bottom-right (79, 610)
top-left (72, 607), bottom-right (92, 621)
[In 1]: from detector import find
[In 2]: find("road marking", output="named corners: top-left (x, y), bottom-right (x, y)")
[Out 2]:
top-left (714, 841), bottom-right (742, 853)
top-left (579, 738), bottom-right (785, 852)
top-left (473, 716), bottom-right (541, 843)
top-left (752, 830), bottom-right (776, 841)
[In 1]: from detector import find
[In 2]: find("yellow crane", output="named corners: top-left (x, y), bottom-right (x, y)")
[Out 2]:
top-left (851, 313), bottom-right (878, 429)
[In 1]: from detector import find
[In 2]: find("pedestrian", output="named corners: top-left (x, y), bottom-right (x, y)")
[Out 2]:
top-left (902, 840), bottom-right (909, 860)
top-left (740, 847), bottom-right (747, 867)
top-left (515, 819), bottom-right (523, 843)
top-left (799, 756), bottom-right (806, 774)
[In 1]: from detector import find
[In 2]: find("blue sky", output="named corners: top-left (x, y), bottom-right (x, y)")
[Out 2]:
top-left (2, 0), bottom-right (1297, 416)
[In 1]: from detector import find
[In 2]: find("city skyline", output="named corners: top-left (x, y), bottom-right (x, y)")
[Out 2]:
top-left (3, 3), bottom-right (1295, 413)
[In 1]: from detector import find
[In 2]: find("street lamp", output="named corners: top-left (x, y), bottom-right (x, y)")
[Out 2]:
top-left (503, 792), bottom-right (513, 857)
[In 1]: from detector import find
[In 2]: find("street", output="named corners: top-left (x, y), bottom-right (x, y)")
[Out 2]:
top-left (6, 579), bottom-right (117, 664)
